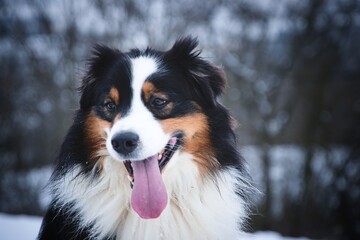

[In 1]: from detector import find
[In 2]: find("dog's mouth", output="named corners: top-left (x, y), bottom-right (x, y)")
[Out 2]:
top-left (123, 135), bottom-right (181, 219)
top-left (123, 136), bottom-right (180, 187)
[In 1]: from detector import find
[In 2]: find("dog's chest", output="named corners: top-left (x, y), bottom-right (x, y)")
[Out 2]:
top-left (53, 156), bottom-right (245, 239)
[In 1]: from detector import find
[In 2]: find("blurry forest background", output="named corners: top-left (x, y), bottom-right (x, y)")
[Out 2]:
top-left (1, 0), bottom-right (360, 239)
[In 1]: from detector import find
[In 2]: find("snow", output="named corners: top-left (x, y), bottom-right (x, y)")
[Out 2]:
top-left (241, 231), bottom-right (309, 240)
top-left (0, 213), bottom-right (308, 240)
top-left (0, 214), bottom-right (42, 240)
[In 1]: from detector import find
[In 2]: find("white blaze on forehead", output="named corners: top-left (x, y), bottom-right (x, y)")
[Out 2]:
top-left (129, 56), bottom-right (157, 122)
top-left (106, 56), bottom-right (170, 161)
top-left (131, 57), bottom-right (158, 93)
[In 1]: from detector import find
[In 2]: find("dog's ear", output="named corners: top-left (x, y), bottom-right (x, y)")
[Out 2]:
top-left (79, 45), bottom-right (121, 110)
top-left (164, 37), bottom-right (227, 106)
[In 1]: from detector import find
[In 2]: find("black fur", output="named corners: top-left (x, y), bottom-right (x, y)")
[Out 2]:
top-left (80, 45), bottom-right (133, 118)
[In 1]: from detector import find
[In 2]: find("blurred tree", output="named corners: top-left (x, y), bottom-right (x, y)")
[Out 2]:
top-left (212, 0), bottom-right (360, 239)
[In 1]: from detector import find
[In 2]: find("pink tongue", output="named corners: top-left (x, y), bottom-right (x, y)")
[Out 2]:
top-left (131, 155), bottom-right (168, 219)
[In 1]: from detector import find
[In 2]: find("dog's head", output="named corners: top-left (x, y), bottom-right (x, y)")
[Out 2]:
top-left (79, 37), bottom-right (227, 219)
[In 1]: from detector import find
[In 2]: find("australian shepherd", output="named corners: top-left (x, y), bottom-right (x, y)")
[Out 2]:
top-left (38, 37), bottom-right (252, 239)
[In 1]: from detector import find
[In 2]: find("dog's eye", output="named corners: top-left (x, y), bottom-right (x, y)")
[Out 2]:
top-left (151, 97), bottom-right (168, 109)
top-left (105, 101), bottom-right (116, 112)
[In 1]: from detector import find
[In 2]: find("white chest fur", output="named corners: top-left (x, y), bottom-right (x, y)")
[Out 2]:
top-left (52, 153), bottom-right (247, 240)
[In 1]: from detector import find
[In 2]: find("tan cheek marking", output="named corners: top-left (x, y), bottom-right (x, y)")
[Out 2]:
top-left (84, 112), bottom-right (111, 169)
top-left (160, 113), bottom-right (219, 175)
top-left (109, 87), bottom-right (120, 104)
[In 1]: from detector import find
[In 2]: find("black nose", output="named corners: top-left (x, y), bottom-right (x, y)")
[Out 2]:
top-left (111, 132), bottom-right (139, 155)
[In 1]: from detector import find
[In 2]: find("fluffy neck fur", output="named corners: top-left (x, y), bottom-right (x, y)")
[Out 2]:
top-left (51, 152), bottom-right (248, 239)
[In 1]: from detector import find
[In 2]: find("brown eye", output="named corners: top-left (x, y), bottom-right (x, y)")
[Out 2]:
top-left (151, 97), bottom-right (168, 109)
top-left (105, 101), bottom-right (116, 112)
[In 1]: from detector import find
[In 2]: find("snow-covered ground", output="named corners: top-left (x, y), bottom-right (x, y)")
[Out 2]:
top-left (0, 213), bottom-right (42, 240)
top-left (0, 213), bottom-right (308, 240)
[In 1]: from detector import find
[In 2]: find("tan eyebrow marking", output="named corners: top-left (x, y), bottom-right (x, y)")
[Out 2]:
top-left (109, 87), bottom-right (120, 104)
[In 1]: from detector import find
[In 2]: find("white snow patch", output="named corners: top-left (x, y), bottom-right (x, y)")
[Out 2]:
top-left (0, 213), bottom-right (42, 240)
top-left (0, 213), bottom-right (309, 240)
top-left (241, 231), bottom-right (309, 240)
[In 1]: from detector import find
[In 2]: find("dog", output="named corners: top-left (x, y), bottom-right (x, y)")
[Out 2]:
top-left (38, 37), bottom-right (253, 239)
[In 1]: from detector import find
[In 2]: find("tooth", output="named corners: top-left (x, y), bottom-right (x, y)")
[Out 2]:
top-left (127, 175), bottom-right (133, 182)
top-left (158, 153), bottom-right (162, 160)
